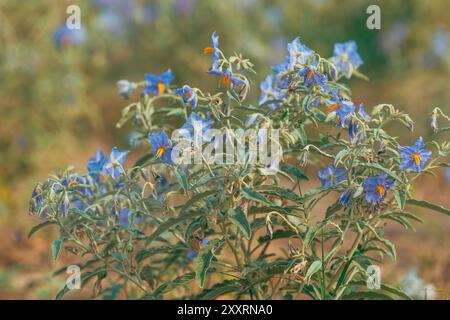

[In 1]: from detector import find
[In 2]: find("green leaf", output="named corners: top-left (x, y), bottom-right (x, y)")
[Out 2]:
top-left (28, 220), bottom-right (56, 239)
top-left (227, 208), bottom-right (252, 239)
top-left (56, 268), bottom-right (107, 300)
top-left (304, 222), bottom-right (326, 246)
top-left (280, 164), bottom-right (309, 180)
top-left (406, 199), bottom-right (450, 217)
top-left (257, 185), bottom-right (303, 203)
top-left (101, 284), bottom-right (123, 300)
top-left (185, 216), bottom-right (208, 241)
top-left (437, 126), bottom-right (450, 134)
top-left (351, 280), bottom-right (412, 300)
top-left (153, 273), bottom-right (195, 297)
top-left (258, 229), bottom-right (297, 243)
top-left (355, 162), bottom-right (402, 182)
top-left (227, 90), bottom-right (241, 104)
top-left (145, 211), bottom-right (206, 246)
top-left (136, 244), bottom-right (186, 263)
top-left (241, 187), bottom-right (272, 206)
top-left (174, 168), bottom-right (189, 193)
top-left (195, 239), bottom-right (220, 288)
top-left (196, 279), bottom-right (242, 300)
top-left (306, 260), bottom-right (322, 282)
top-left (111, 252), bottom-right (124, 262)
top-left (133, 153), bottom-right (153, 169)
top-left (334, 149), bottom-right (348, 167)
top-left (52, 238), bottom-right (64, 260)
top-left (342, 291), bottom-right (393, 300)
top-left (55, 285), bottom-right (70, 300)
top-left (393, 189), bottom-right (406, 210)
top-left (364, 223), bottom-right (397, 261)
top-left (180, 190), bottom-right (218, 213)
top-left (378, 284), bottom-right (412, 300)
top-left (294, 126), bottom-right (308, 146)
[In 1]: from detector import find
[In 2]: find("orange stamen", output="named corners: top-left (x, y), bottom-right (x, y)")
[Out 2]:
top-left (156, 146), bottom-right (166, 159)
top-left (185, 90), bottom-right (191, 99)
top-left (376, 185), bottom-right (385, 197)
top-left (203, 47), bottom-right (214, 54)
top-left (327, 103), bottom-right (340, 112)
top-left (157, 82), bottom-right (165, 95)
top-left (307, 69), bottom-right (315, 80)
top-left (411, 152), bottom-right (421, 166)
top-left (220, 75), bottom-right (231, 86)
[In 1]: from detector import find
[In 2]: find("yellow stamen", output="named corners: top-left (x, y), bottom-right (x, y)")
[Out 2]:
top-left (157, 82), bottom-right (165, 95)
top-left (307, 69), bottom-right (315, 79)
top-left (156, 146), bottom-right (166, 159)
top-left (411, 152), bottom-right (421, 166)
top-left (376, 185), bottom-right (385, 197)
top-left (203, 47), bottom-right (214, 54)
top-left (220, 75), bottom-right (231, 86)
top-left (327, 103), bottom-right (340, 112)
top-left (340, 53), bottom-right (349, 62)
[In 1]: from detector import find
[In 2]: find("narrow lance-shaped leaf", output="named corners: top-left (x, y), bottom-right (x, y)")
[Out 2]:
top-left (306, 260), bottom-right (322, 283)
top-left (52, 238), bottom-right (65, 260)
top-left (241, 187), bottom-right (272, 206)
top-left (406, 199), bottom-right (450, 217)
top-left (227, 208), bottom-right (252, 239)
top-left (195, 239), bottom-right (221, 288)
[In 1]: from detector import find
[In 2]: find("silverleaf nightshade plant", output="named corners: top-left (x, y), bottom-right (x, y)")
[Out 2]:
top-left (29, 33), bottom-right (450, 300)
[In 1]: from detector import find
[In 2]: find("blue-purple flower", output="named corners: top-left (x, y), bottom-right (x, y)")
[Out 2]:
top-left (118, 208), bottom-right (143, 227)
top-left (208, 69), bottom-right (245, 87)
top-left (357, 103), bottom-right (372, 121)
top-left (363, 173), bottom-right (394, 203)
top-left (144, 69), bottom-right (174, 95)
top-left (87, 149), bottom-right (106, 177)
top-left (180, 112), bottom-right (215, 142)
top-left (399, 137), bottom-right (432, 173)
top-left (298, 65), bottom-right (327, 87)
top-left (104, 147), bottom-right (129, 179)
top-left (59, 193), bottom-right (70, 217)
top-left (348, 120), bottom-right (359, 143)
top-left (53, 24), bottom-right (86, 48)
top-left (174, 85), bottom-right (198, 108)
top-left (30, 185), bottom-right (44, 215)
top-left (149, 131), bottom-right (173, 164)
top-left (204, 31), bottom-right (220, 68)
top-left (318, 164), bottom-right (346, 188)
top-left (331, 41), bottom-right (363, 78)
top-left (286, 37), bottom-right (315, 70)
top-left (327, 89), bottom-right (355, 127)
top-left (245, 114), bottom-right (261, 128)
top-left (149, 131), bottom-right (173, 165)
top-left (339, 189), bottom-right (352, 206)
top-left (259, 75), bottom-right (286, 109)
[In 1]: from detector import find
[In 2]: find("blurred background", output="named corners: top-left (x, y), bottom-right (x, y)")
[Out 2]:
top-left (0, 0), bottom-right (449, 299)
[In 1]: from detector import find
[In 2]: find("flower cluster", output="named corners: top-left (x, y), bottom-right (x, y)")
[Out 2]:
top-left (29, 33), bottom-right (450, 300)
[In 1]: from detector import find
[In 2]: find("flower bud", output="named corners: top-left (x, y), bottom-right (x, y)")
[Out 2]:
top-left (266, 219), bottom-right (273, 239)
top-left (59, 193), bottom-right (70, 217)
top-left (431, 110), bottom-right (438, 133)
top-left (117, 80), bottom-right (136, 100)
top-left (299, 147), bottom-right (309, 167)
